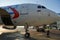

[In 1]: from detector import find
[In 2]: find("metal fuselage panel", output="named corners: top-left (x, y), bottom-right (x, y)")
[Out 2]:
top-left (0, 4), bottom-right (59, 26)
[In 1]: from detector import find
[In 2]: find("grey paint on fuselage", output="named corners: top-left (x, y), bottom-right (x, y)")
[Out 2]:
top-left (0, 3), bottom-right (59, 26)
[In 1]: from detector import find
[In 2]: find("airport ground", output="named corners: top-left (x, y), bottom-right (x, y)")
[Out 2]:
top-left (0, 28), bottom-right (60, 40)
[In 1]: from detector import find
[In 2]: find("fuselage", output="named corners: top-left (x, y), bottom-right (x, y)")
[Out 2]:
top-left (0, 3), bottom-right (59, 26)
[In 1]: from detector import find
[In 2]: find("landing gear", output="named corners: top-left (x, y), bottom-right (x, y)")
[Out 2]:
top-left (36, 25), bottom-right (46, 32)
top-left (24, 23), bottom-right (30, 38)
top-left (36, 26), bottom-right (40, 32)
top-left (37, 28), bottom-right (45, 32)
top-left (43, 24), bottom-right (46, 32)
top-left (25, 32), bottom-right (30, 38)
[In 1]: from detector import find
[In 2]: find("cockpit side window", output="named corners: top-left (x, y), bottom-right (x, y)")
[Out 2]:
top-left (42, 6), bottom-right (46, 9)
top-left (37, 5), bottom-right (41, 8)
top-left (37, 10), bottom-right (41, 12)
top-left (37, 5), bottom-right (46, 9)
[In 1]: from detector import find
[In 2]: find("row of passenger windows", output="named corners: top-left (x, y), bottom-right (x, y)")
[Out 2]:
top-left (37, 5), bottom-right (46, 9)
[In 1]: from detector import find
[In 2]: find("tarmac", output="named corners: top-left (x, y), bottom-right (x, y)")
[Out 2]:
top-left (0, 28), bottom-right (60, 40)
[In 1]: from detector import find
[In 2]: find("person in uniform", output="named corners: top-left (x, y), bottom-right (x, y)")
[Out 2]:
top-left (46, 25), bottom-right (50, 38)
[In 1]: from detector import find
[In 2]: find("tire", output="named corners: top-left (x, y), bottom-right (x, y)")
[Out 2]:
top-left (25, 33), bottom-right (30, 38)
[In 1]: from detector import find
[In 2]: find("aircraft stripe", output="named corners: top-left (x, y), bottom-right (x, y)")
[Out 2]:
top-left (9, 7), bottom-right (19, 19)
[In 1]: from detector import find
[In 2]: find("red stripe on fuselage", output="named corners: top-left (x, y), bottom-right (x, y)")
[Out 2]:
top-left (9, 7), bottom-right (19, 19)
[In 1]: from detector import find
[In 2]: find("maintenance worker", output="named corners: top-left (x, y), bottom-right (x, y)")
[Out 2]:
top-left (46, 25), bottom-right (51, 38)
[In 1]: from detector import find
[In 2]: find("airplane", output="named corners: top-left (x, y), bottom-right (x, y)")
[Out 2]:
top-left (0, 3), bottom-right (60, 38)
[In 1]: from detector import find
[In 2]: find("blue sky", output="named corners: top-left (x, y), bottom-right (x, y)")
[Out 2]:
top-left (0, 0), bottom-right (60, 13)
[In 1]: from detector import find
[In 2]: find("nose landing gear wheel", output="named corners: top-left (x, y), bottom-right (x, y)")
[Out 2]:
top-left (25, 33), bottom-right (30, 38)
